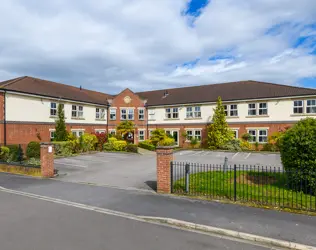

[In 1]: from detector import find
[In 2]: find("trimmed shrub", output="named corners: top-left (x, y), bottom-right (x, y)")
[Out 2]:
top-left (220, 139), bottom-right (242, 151)
top-left (93, 133), bottom-right (107, 151)
top-left (190, 137), bottom-right (200, 149)
top-left (26, 158), bottom-right (41, 166)
top-left (138, 140), bottom-right (156, 151)
top-left (0, 146), bottom-right (10, 162)
top-left (52, 141), bottom-right (74, 156)
top-left (240, 140), bottom-right (253, 151)
top-left (280, 118), bottom-right (316, 194)
top-left (150, 129), bottom-right (166, 146)
top-left (103, 142), bottom-right (114, 151)
top-left (79, 134), bottom-right (98, 152)
top-left (26, 141), bottom-right (40, 159)
top-left (7, 144), bottom-right (23, 162)
top-left (112, 140), bottom-right (127, 151)
top-left (262, 143), bottom-right (278, 152)
top-left (108, 137), bottom-right (118, 143)
top-left (158, 137), bottom-right (175, 146)
top-left (241, 133), bottom-right (251, 142)
top-left (126, 144), bottom-right (138, 153)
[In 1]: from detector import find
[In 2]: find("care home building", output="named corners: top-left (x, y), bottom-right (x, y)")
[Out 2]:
top-left (1, 76), bottom-right (316, 147)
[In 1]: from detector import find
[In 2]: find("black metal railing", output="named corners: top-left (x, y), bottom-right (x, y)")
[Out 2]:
top-left (171, 162), bottom-right (316, 212)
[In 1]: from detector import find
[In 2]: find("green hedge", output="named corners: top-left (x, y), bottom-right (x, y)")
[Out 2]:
top-left (0, 146), bottom-right (10, 162)
top-left (138, 141), bottom-right (156, 151)
top-left (52, 141), bottom-right (75, 156)
top-left (126, 144), bottom-right (138, 153)
top-left (7, 144), bottom-right (23, 162)
top-left (26, 141), bottom-right (40, 159)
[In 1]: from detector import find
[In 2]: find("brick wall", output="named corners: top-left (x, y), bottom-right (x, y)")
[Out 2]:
top-left (156, 147), bottom-right (173, 193)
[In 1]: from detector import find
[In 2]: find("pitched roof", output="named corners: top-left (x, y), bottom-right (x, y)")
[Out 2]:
top-left (137, 80), bottom-right (316, 106)
top-left (0, 76), bottom-right (112, 105)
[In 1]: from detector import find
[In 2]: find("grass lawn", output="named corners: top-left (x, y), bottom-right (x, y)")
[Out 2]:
top-left (173, 170), bottom-right (316, 211)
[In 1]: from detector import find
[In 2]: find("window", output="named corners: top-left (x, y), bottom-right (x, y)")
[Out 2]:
top-left (186, 106), bottom-right (201, 118)
top-left (258, 103), bottom-right (268, 115)
top-left (50, 102), bottom-right (57, 116)
top-left (138, 108), bottom-right (145, 120)
top-left (258, 130), bottom-right (268, 143)
top-left (128, 109), bottom-right (134, 120)
top-left (96, 108), bottom-right (105, 120)
top-left (148, 110), bottom-right (155, 120)
top-left (224, 105), bottom-right (228, 116)
top-left (149, 130), bottom-right (154, 138)
top-left (95, 129), bottom-right (106, 134)
top-left (109, 130), bottom-right (116, 135)
top-left (121, 109), bottom-right (127, 120)
top-left (232, 129), bottom-right (238, 139)
top-left (50, 130), bottom-right (56, 141)
top-left (72, 130), bottom-right (84, 137)
top-left (230, 105), bottom-right (238, 117)
top-left (307, 100), bottom-right (316, 114)
top-left (248, 130), bottom-right (257, 142)
top-left (248, 103), bottom-right (256, 116)
top-left (293, 100), bottom-right (303, 114)
top-left (186, 130), bottom-right (201, 141)
top-left (138, 130), bottom-right (145, 141)
top-left (165, 108), bottom-right (178, 119)
top-left (110, 108), bottom-right (116, 120)
top-left (72, 105), bottom-right (83, 118)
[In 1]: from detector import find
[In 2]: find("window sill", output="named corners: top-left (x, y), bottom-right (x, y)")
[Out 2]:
top-left (184, 117), bottom-right (202, 120)
top-left (226, 116), bottom-right (239, 119)
top-left (291, 113), bottom-right (316, 117)
top-left (95, 119), bottom-right (106, 121)
top-left (164, 118), bottom-right (180, 121)
top-left (246, 115), bottom-right (269, 118)
top-left (71, 117), bottom-right (85, 120)
top-left (120, 119), bottom-right (135, 121)
top-left (49, 116), bottom-right (58, 119)
top-left (148, 119), bottom-right (156, 121)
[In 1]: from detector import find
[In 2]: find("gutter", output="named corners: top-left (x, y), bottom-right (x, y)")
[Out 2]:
top-left (3, 91), bottom-right (6, 145)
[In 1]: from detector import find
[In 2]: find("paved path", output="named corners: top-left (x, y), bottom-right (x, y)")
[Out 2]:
top-left (1, 191), bottom-right (267, 250)
top-left (1, 173), bottom-right (315, 247)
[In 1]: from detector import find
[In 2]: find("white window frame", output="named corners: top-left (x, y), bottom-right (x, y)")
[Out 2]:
top-left (185, 129), bottom-right (202, 142)
top-left (96, 108), bottom-right (106, 120)
top-left (94, 129), bottom-right (106, 134)
top-left (148, 110), bottom-right (155, 120)
top-left (50, 102), bottom-right (57, 116)
top-left (120, 109), bottom-right (127, 120)
top-left (71, 129), bottom-right (85, 137)
top-left (232, 129), bottom-right (239, 139)
top-left (138, 108), bottom-right (145, 120)
top-left (138, 130), bottom-right (145, 141)
top-left (128, 109), bottom-right (134, 120)
top-left (224, 105), bottom-right (228, 116)
top-left (109, 129), bottom-right (116, 135)
top-left (165, 107), bottom-right (179, 119)
top-left (121, 108), bottom-right (134, 120)
top-left (247, 129), bottom-right (257, 142)
top-left (110, 108), bottom-right (116, 120)
top-left (306, 100), bottom-right (316, 114)
top-left (258, 129), bottom-right (268, 143)
top-left (258, 103), bottom-right (268, 116)
top-left (72, 105), bottom-right (83, 118)
top-left (49, 129), bottom-right (56, 141)
top-left (229, 104), bottom-right (238, 117)
top-left (248, 103), bottom-right (257, 116)
top-left (186, 106), bottom-right (201, 118)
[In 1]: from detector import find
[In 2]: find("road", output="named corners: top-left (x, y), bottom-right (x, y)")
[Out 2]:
top-left (0, 190), bottom-right (269, 250)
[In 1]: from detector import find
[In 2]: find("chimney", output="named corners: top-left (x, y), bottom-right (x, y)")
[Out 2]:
top-left (162, 90), bottom-right (169, 98)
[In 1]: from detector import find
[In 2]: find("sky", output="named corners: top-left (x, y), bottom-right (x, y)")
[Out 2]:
top-left (0, 0), bottom-right (315, 94)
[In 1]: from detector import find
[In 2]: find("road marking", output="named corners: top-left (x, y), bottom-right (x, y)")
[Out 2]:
top-left (54, 162), bottom-right (87, 168)
top-left (191, 151), bottom-right (202, 156)
top-left (232, 152), bottom-right (239, 159)
top-left (245, 153), bottom-right (251, 159)
top-left (0, 187), bottom-right (312, 250)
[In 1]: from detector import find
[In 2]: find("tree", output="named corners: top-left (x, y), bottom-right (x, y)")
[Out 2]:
top-left (280, 118), bottom-right (316, 194)
top-left (207, 96), bottom-right (233, 149)
top-left (55, 104), bottom-right (68, 141)
top-left (116, 121), bottom-right (135, 138)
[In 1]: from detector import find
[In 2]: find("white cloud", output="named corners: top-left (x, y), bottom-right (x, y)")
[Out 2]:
top-left (0, 0), bottom-right (315, 93)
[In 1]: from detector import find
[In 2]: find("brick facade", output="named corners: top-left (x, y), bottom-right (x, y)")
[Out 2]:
top-left (156, 146), bottom-right (173, 193)
top-left (40, 143), bottom-right (55, 178)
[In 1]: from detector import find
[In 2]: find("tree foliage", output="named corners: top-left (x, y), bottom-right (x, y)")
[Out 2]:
top-left (55, 104), bottom-right (68, 141)
top-left (150, 129), bottom-right (175, 146)
top-left (207, 97), bottom-right (233, 149)
top-left (280, 118), bottom-right (316, 194)
top-left (116, 121), bottom-right (135, 136)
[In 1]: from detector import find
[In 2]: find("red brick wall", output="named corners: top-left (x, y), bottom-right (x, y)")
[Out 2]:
top-left (156, 147), bottom-right (173, 193)
top-left (0, 92), bottom-right (4, 144)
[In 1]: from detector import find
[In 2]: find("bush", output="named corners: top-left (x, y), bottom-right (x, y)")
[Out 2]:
top-left (26, 141), bottom-right (40, 159)
top-left (26, 157), bottom-right (41, 166)
top-left (190, 137), bottom-right (200, 149)
top-left (241, 133), bottom-right (251, 142)
top-left (138, 140), bottom-right (156, 151)
top-left (158, 137), bottom-right (175, 146)
top-left (52, 141), bottom-right (74, 156)
top-left (240, 140), bottom-right (253, 151)
top-left (103, 142), bottom-right (114, 151)
top-left (112, 140), bottom-right (127, 151)
top-left (150, 129), bottom-right (166, 146)
top-left (0, 146), bottom-right (10, 161)
top-left (125, 144), bottom-right (138, 153)
top-left (93, 133), bottom-right (107, 151)
top-left (7, 144), bottom-right (23, 162)
top-left (79, 134), bottom-right (98, 152)
top-left (220, 139), bottom-right (242, 151)
top-left (262, 143), bottom-right (278, 152)
top-left (280, 118), bottom-right (316, 194)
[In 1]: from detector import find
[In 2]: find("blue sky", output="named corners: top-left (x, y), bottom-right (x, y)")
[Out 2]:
top-left (0, 0), bottom-right (315, 94)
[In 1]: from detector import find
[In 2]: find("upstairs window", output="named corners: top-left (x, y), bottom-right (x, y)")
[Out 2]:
top-left (293, 100), bottom-right (303, 114)
top-left (110, 108), bottom-right (116, 120)
top-left (307, 100), bottom-right (316, 114)
top-left (186, 106), bottom-right (201, 118)
top-left (258, 103), bottom-right (268, 115)
top-left (230, 104), bottom-right (238, 117)
top-left (248, 103), bottom-right (256, 116)
top-left (224, 105), bottom-right (228, 116)
top-left (96, 108), bottom-right (105, 120)
top-left (72, 105), bottom-right (83, 118)
top-left (121, 108), bottom-right (134, 120)
top-left (121, 109), bottom-right (127, 120)
top-left (128, 109), bottom-right (134, 120)
top-left (50, 102), bottom-right (57, 116)
top-left (165, 108), bottom-right (178, 119)
top-left (138, 108), bottom-right (145, 120)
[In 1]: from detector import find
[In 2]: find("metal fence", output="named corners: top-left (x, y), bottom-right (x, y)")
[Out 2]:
top-left (171, 162), bottom-right (316, 212)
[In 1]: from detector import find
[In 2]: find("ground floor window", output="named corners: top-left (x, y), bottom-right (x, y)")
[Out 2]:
top-left (138, 130), bottom-right (145, 141)
top-left (50, 130), bottom-right (56, 141)
top-left (258, 129), bottom-right (268, 143)
top-left (72, 130), bottom-right (84, 137)
top-left (231, 129), bottom-right (238, 139)
top-left (95, 129), bottom-right (106, 134)
top-left (247, 129), bottom-right (268, 143)
top-left (186, 130), bottom-right (202, 141)
top-left (109, 130), bottom-right (116, 136)
top-left (247, 130), bottom-right (257, 142)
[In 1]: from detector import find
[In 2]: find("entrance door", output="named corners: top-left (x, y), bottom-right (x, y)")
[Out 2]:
top-left (165, 130), bottom-right (179, 146)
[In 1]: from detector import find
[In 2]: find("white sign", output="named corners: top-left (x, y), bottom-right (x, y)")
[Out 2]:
top-left (48, 146), bottom-right (53, 153)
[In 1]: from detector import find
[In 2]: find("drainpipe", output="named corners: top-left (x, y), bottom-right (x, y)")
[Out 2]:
top-left (3, 91), bottom-right (6, 145)
top-left (106, 103), bottom-right (110, 135)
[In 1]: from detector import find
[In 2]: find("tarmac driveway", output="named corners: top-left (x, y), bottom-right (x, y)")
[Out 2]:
top-left (54, 151), bottom-right (282, 190)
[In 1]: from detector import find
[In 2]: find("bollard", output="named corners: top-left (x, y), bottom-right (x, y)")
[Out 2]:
top-left (185, 163), bottom-right (190, 193)
top-left (223, 156), bottom-right (228, 173)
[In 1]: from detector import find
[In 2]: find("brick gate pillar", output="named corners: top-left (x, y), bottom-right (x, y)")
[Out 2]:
top-left (156, 146), bottom-right (174, 193)
top-left (40, 143), bottom-right (55, 178)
